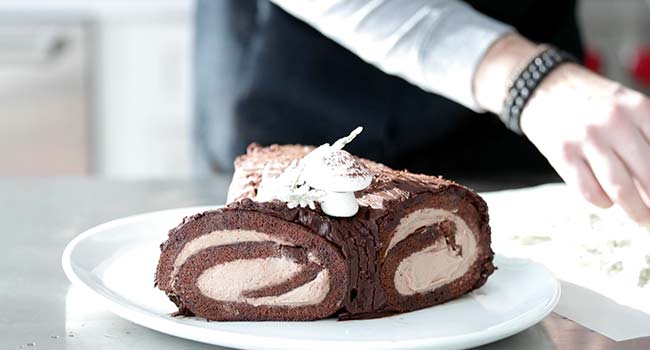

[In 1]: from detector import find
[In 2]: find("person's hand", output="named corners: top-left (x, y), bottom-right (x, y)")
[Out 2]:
top-left (521, 63), bottom-right (650, 224)
top-left (474, 34), bottom-right (650, 224)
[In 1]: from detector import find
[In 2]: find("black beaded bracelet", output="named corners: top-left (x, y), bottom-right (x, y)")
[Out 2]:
top-left (501, 46), bottom-right (577, 135)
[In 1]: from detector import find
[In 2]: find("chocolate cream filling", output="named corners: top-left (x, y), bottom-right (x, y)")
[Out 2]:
top-left (197, 257), bottom-right (330, 307)
top-left (173, 229), bottom-right (330, 307)
top-left (170, 229), bottom-right (292, 283)
top-left (387, 208), bottom-right (478, 296)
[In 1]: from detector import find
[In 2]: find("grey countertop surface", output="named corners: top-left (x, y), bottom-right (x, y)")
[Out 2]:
top-left (2, 177), bottom-right (648, 350)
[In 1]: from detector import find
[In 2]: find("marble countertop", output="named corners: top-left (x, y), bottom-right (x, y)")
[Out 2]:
top-left (1, 177), bottom-right (648, 350)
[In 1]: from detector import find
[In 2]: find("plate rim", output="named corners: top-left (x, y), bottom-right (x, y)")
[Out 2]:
top-left (62, 205), bottom-right (561, 350)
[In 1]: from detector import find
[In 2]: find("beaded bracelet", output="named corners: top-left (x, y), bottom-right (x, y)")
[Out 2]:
top-left (501, 46), bottom-right (577, 135)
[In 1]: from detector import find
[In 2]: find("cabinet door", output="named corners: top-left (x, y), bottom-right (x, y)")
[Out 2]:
top-left (0, 22), bottom-right (88, 175)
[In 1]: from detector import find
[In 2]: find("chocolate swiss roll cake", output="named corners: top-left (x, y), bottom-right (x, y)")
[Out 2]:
top-left (155, 128), bottom-right (494, 321)
top-left (154, 204), bottom-right (348, 321)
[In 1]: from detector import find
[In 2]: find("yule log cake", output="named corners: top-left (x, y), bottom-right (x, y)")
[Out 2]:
top-left (155, 128), bottom-right (495, 321)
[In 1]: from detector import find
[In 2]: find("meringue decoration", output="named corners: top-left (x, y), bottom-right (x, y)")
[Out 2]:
top-left (256, 160), bottom-right (325, 209)
top-left (302, 149), bottom-right (372, 217)
top-left (256, 127), bottom-right (372, 217)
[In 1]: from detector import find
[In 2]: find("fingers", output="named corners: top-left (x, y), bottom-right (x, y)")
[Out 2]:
top-left (634, 179), bottom-right (650, 209)
top-left (572, 159), bottom-right (614, 208)
top-left (553, 153), bottom-right (612, 208)
top-left (640, 119), bottom-right (650, 146)
top-left (627, 91), bottom-right (650, 142)
top-left (584, 140), bottom-right (650, 223)
top-left (613, 127), bottom-right (650, 208)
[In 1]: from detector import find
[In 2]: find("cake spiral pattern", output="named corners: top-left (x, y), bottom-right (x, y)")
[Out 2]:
top-left (155, 207), bottom-right (348, 320)
top-left (155, 144), bottom-right (494, 320)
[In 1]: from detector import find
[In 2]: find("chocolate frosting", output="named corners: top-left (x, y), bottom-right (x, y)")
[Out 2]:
top-left (224, 144), bottom-right (494, 319)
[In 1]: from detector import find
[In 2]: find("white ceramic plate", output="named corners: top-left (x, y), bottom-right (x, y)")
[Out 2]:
top-left (62, 206), bottom-right (560, 350)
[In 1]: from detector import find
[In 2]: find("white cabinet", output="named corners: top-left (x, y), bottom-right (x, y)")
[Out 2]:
top-left (0, 22), bottom-right (89, 175)
top-left (0, 1), bottom-right (194, 178)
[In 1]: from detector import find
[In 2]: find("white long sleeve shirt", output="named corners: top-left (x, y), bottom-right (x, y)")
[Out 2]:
top-left (270, 0), bottom-right (513, 111)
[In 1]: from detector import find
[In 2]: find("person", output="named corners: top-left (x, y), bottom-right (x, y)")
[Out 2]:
top-left (195, 0), bottom-right (650, 224)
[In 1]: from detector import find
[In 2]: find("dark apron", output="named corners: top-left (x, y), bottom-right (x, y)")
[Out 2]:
top-left (195, 0), bottom-right (583, 180)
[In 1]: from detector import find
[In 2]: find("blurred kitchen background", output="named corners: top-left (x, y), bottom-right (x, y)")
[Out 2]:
top-left (0, 0), bottom-right (649, 179)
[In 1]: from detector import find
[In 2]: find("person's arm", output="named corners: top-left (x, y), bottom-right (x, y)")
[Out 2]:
top-left (270, 0), bottom-right (513, 111)
top-left (476, 33), bottom-right (650, 224)
top-left (272, 0), bottom-right (650, 224)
